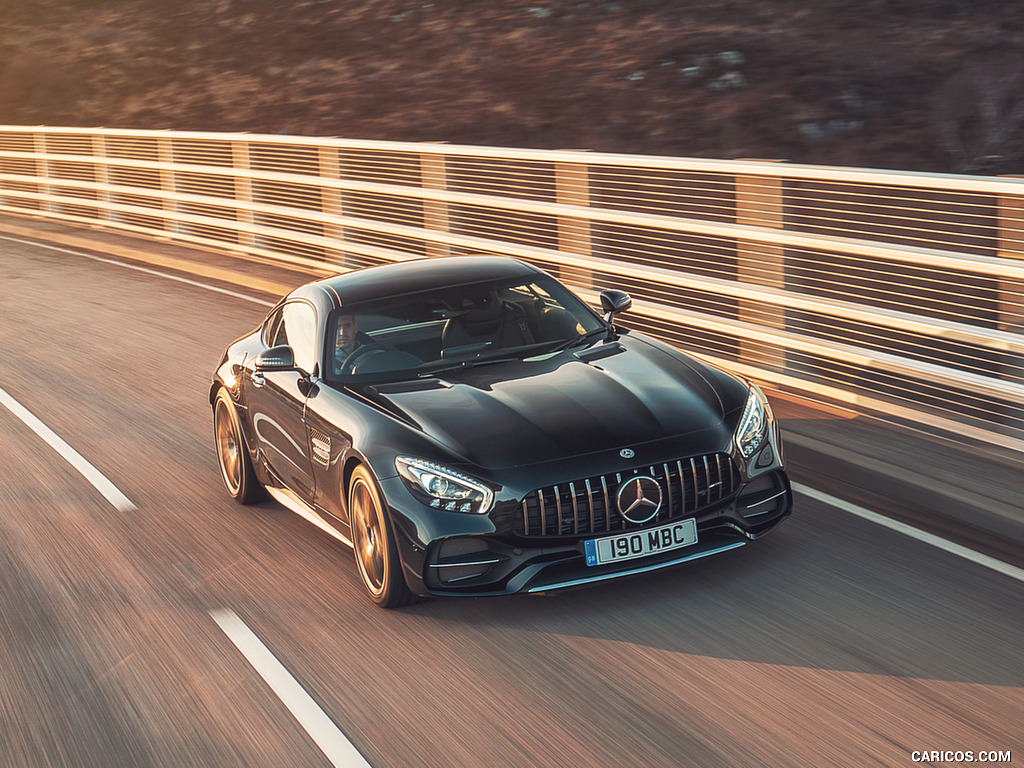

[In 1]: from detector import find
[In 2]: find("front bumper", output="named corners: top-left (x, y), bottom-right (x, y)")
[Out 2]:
top-left (384, 469), bottom-right (792, 598)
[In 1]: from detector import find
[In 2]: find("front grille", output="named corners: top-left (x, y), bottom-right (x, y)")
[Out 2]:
top-left (517, 453), bottom-right (738, 538)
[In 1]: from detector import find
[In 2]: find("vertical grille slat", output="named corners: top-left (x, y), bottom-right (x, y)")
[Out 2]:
top-left (676, 460), bottom-right (687, 516)
top-left (554, 484), bottom-right (564, 535)
top-left (585, 478), bottom-right (596, 534)
top-left (517, 452), bottom-right (739, 538)
top-left (614, 473), bottom-right (623, 532)
top-left (570, 482), bottom-right (580, 534)
top-left (663, 463), bottom-right (674, 518)
top-left (601, 476), bottom-right (611, 532)
top-left (701, 455), bottom-right (711, 506)
top-left (689, 457), bottom-right (699, 511)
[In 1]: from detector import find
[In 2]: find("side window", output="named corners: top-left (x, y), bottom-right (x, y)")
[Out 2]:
top-left (280, 302), bottom-right (317, 373)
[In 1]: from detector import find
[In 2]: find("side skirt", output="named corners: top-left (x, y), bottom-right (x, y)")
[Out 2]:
top-left (265, 486), bottom-right (354, 549)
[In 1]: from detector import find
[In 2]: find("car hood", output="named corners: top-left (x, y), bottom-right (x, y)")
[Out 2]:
top-left (364, 337), bottom-right (737, 469)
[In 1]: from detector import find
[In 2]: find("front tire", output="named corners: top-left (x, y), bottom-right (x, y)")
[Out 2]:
top-left (348, 465), bottom-right (414, 608)
top-left (214, 388), bottom-right (265, 504)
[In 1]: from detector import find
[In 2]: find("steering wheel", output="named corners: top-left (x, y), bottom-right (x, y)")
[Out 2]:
top-left (337, 343), bottom-right (389, 374)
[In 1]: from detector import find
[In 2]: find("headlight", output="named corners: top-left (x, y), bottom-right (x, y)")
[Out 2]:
top-left (395, 457), bottom-right (494, 514)
top-left (734, 385), bottom-right (771, 458)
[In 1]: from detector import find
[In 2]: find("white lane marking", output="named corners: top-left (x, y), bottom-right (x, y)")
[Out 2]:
top-left (0, 386), bottom-right (136, 512)
top-left (210, 609), bottom-right (372, 768)
top-left (0, 235), bottom-right (274, 306)
top-left (794, 482), bottom-right (1024, 584)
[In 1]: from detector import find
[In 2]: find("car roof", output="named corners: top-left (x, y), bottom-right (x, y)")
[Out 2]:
top-left (291, 255), bottom-right (546, 308)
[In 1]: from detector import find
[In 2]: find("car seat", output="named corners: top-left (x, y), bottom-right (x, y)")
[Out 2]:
top-left (441, 291), bottom-right (534, 353)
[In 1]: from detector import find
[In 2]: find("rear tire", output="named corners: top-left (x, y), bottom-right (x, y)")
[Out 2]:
top-left (348, 465), bottom-right (414, 608)
top-left (214, 389), bottom-right (265, 505)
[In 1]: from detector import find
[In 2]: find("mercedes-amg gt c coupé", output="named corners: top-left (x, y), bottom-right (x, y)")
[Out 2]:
top-left (211, 256), bottom-right (791, 607)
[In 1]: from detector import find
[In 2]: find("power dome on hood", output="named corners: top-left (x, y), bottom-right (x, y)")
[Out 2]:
top-left (368, 336), bottom-right (731, 469)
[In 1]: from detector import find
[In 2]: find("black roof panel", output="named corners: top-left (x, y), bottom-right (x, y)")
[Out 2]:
top-left (293, 255), bottom-right (545, 307)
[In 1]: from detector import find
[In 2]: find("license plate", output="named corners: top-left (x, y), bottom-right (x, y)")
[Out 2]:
top-left (584, 518), bottom-right (698, 566)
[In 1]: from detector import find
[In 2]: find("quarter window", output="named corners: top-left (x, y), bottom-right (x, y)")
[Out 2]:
top-left (264, 301), bottom-right (317, 373)
top-left (263, 306), bottom-right (285, 347)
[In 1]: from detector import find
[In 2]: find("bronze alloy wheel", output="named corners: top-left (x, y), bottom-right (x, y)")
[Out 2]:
top-left (214, 389), bottom-right (264, 504)
top-left (348, 465), bottom-right (413, 608)
top-left (215, 397), bottom-right (241, 495)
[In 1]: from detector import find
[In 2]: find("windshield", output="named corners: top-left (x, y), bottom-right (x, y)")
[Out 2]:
top-left (324, 275), bottom-right (604, 381)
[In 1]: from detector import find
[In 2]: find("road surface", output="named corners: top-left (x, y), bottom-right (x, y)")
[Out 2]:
top-left (1, 235), bottom-right (1020, 767)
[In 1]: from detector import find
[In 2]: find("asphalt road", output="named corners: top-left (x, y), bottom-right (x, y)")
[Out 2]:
top-left (1, 237), bottom-right (1021, 768)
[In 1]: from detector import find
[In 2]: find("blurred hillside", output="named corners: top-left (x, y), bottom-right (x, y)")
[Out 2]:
top-left (2, 0), bottom-right (1024, 173)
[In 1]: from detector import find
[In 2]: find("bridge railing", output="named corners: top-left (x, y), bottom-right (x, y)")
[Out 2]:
top-left (2, 126), bottom-right (1023, 451)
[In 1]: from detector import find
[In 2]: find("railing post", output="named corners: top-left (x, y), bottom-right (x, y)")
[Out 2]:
top-left (156, 136), bottom-right (181, 236)
top-left (318, 145), bottom-right (348, 267)
top-left (421, 149), bottom-right (450, 258)
top-left (34, 133), bottom-right (55, 214)
top-left (998, 191), bottom-right (1024, 337)
top-left (735, 165), bottom-right (787, 372)
top-left (998, 190), bottom-right (1024, 402)
top-left (232, 140), bottom-right (257, 253)
top-left (554, 153), bottom-right (592, 288)
top-left (91, 134), bottom-right (115, 223)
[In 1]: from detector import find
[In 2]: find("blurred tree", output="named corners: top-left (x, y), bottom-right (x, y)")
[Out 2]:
top-left (934, 57), bottom-right (1024, 173)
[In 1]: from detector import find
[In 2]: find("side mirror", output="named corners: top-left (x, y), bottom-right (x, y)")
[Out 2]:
top-left (254, 345), bottom-right (296, 372)
top-left (600, 289), bottom-right (632, 323)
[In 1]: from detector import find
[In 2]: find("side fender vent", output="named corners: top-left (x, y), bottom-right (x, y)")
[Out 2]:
top-left (309, 428), bottom-right (331, 468)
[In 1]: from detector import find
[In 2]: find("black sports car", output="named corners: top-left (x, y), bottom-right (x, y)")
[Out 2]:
top-left (211, 256), bottom-right (791, 607)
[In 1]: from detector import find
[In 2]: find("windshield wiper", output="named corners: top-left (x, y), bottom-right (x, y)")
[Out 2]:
top-left (545, 328), bottom-right (607, 354)
top-left (418, 355), bottom-right (527, 377)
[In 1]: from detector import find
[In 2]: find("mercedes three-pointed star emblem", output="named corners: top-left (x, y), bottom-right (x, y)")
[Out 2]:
top-left (615, 475), bottom-right (663, 524)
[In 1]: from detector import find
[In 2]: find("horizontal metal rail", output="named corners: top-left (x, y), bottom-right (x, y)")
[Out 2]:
top-left (6, 165), bottom-right (1024, 285)
top-left (7, 181), bottom-right (1024, 369)
top-left (2, 126), bottom-right (1022, 451)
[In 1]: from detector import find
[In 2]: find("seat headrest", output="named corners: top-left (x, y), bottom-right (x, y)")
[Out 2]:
top-left (459, 292), bottom-right (502, 331)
